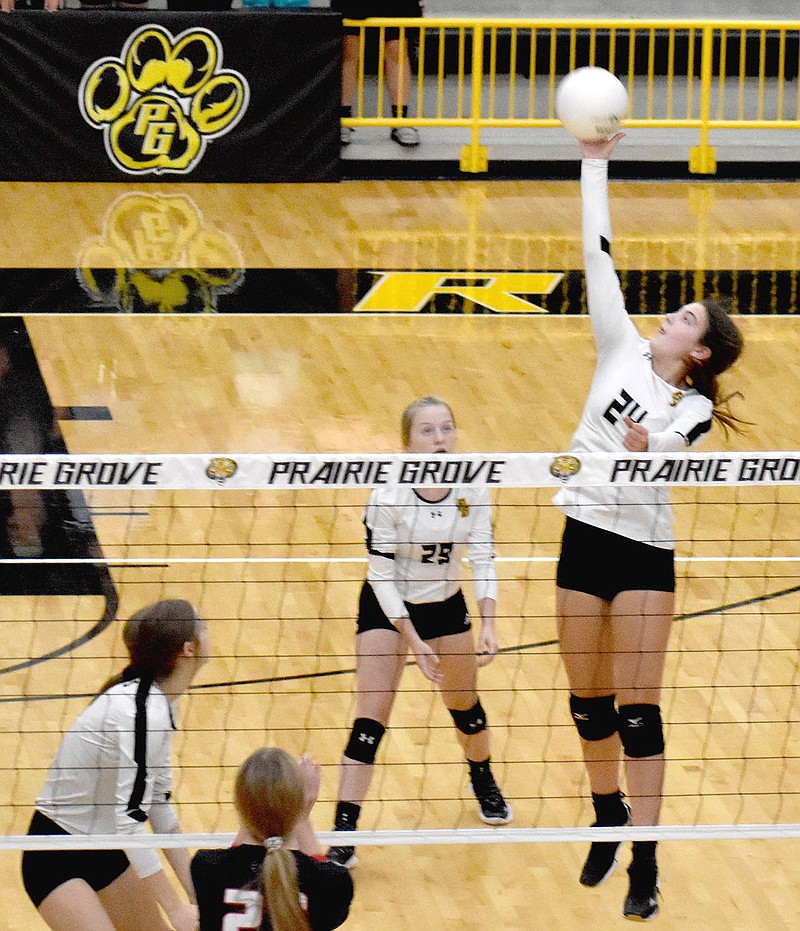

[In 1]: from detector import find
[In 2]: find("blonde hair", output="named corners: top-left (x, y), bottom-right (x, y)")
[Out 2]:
top-left (234, 748), bottom-right (309, 931)
top-left (400, 396), bottom-right (455, 448)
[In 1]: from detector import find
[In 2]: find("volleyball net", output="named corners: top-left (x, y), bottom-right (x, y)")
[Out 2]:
top-left (0, 450), bottom-right (799, 852)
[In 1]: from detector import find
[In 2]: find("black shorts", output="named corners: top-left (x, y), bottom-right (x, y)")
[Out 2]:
top-left (357, 581), bottom-right (471, 640)
top-left (21, 811), bottom-right (131, 909)
top-left (556, 517), bottom-right (675, 602)
top-left (331, 1), bottom-right (423, 38)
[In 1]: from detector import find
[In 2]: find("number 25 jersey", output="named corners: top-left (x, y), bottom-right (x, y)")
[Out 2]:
top-left (364, 484), bottom-right (497, 620)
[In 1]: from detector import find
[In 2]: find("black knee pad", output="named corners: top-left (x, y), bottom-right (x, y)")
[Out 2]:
top-left (569, 693), bottom-right (618, 741)
top-left (344, 717), bottom-right (386, 764)
top-left (448, 700), bottom-right (487, 735)
top-left (618, 703), bottom-right (664, 758)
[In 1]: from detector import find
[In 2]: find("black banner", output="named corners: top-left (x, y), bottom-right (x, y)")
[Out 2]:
top-left (0, 10), bottom-right (340, 182)
top-left (0, 268), bottom-right (796, 315)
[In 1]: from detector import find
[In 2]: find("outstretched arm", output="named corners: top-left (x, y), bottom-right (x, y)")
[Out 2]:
top-left (290, 755), bottom-right (324, 856)
top-left (579, 133), bottom-right (639, 354)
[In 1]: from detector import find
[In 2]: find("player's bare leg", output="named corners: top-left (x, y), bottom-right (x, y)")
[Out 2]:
top-left (433, 629), bottom-right (511, 824)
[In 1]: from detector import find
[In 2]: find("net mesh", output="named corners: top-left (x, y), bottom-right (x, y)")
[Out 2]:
top-left (1, 452), bottom-right (799, 849)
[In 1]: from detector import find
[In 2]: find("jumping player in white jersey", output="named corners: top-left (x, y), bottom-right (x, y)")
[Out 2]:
top-left (326, 397), bottom-right (512, 868)
top-left (555, 134), bottom-right (745, 921)
top-left (21, 599), bottom-right (209, 931)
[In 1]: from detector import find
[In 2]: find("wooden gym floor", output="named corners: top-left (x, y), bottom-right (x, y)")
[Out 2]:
top-left (0, 176), bottom-right (799, 929)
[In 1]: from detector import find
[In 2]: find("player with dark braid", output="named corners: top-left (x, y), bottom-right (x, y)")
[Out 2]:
top-left (22, 599), bottom-right (209, 931)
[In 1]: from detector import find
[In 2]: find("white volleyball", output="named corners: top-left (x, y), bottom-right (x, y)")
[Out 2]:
top-left (555, 66), bottom-right (628, 142)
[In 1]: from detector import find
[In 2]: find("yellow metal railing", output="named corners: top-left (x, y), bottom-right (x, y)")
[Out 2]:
top-left (343, 18), bottom-right (800, 173)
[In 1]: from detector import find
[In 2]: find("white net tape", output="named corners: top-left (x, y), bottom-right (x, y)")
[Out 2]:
top-left (1, 450), bottom-right (798, 490)
top-left (2, 451), bottom-right (798, 851)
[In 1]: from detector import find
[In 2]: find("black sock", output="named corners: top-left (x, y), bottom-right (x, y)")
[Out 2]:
top-left (592, 790), bottom-right (628, 826)
top-left (340, 105), bottom-right (352, 119)
top-left (632, 840), bottom-right (657, 863)
top-left (334, 801), bottom-right (361, 832)
top-left (468, 758), bottom-right (492, 786)
top-left (391, 105), bottom-right (409, 118)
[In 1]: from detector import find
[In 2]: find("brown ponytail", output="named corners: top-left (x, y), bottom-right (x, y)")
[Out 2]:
top-left (234, 748), bottom-right (309, 931)
top-left (688, 299), bottom-right (748, 436)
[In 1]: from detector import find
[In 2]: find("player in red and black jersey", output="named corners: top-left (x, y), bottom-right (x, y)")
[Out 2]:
top-left (191, 749), bottom-right (353, 931)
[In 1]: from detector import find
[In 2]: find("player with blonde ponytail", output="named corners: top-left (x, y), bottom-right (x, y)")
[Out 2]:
top-left (192, 749), bottom-right (353, 931)
top-left (236, 750), bottom-right (312, 931)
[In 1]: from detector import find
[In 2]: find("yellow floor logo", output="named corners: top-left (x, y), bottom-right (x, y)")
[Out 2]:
top-left (78, 25), bottom-right (249, 175)
top-left (353, 272), bottom-right (564, 313)
top-left (76, 192), bottom-right (244, 312)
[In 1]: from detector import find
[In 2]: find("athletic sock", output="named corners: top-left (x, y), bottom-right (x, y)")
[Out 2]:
top-left (592, 789), bottom-right (628, 825)
top-left (468, 757), bottom-right (492, 786)
top-left (334, 801), bottom-right (361, 831)
top-left (632, 840), bottom-right (657, 863)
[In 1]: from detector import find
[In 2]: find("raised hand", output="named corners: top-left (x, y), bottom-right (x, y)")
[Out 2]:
top-left (579, 132), bottom-right (625, 161)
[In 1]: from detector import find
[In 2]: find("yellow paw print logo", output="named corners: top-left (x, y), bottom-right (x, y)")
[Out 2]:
top-left (79, 25), bottom-right (249, 175)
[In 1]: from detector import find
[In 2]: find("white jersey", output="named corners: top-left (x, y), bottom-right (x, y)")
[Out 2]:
top-left (35, 678), bottom-right (180, 879)
top-left (364, 484), bottom-right (497, 621)
top-left (554, 158), bottom-right (714, 548)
